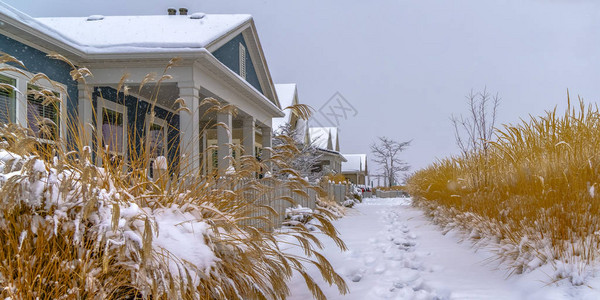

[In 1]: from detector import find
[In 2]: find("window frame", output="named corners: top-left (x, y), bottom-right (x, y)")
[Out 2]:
top-left (96, 98), bottom-right (128, 166)
top-left (0, 74), bottom-right (16, 124)
top-left (145, 113), bottom-right (168, 159)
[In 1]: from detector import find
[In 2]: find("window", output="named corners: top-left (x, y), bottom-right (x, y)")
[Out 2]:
top-left (97, 99), bottom-right (128, 167)
top-left (0, 66), bottom-right (66, 152)
top-left (147, 121), bottom-right (167, 158)
top-left (0, 74), bottom-right (16, 124)
top-left (239, 42), bottom-right (247, 80)
top-left (27, 84), bottom-right (60, 142)
top-left (146, 115), bottom-right (168, 177)
top-left (212, 148), bottom-right (218, 169)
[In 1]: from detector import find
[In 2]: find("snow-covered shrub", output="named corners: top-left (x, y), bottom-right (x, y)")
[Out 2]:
top-left (316, 196), bottom-right (346, 219)
top-left (284, 205), bottom-right (313, 225)
top-left (0, 55), bottom-right (349, 299)
top-left (0, 125), bottom-right (206, 299)
top-left (342, 198), bottom-right (358, 208)
top-left (351, 187), bottom-right (363, 202)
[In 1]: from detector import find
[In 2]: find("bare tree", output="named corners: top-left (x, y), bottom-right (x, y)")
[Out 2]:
top-left (450, 88), bottom-right (500, 187)
top-left (370, 137), bottom-right (411, 187)
top-left (451, 88), bottom-right (500, 157)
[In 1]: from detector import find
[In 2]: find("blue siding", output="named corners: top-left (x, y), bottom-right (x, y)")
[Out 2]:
top-left (93, 87), bottom-right (180, 174)
top-left (0, 35), bottom-right (79, 131)
top-left (212, 34), bottom-right (263, 93)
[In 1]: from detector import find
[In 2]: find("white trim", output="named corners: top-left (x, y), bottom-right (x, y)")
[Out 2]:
top-left (194, 53), bottom-right (284, 118)
top-left (96, 97), bottom-right (128, 166)
top-left (0, 64), bottom-right (68, 143)
top-left (205, 22), bottom-right (250, 53)
top-left (242, 23), bottom-right (279, 108)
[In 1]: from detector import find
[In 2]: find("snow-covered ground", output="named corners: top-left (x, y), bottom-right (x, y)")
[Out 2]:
top-left (285, 198), bottom-right (600, 300)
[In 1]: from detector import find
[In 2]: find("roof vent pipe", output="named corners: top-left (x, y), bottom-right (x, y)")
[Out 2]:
top-left (167, 8), bottom-right (176, 15)
top-left (179, 8), bottom-right (188, 15)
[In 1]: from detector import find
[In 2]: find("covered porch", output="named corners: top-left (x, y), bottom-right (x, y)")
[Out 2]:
top-left (79, 55), bottom-right (283, 177)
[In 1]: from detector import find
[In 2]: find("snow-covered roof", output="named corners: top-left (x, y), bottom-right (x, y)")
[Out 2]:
top-left (309, 127), bottom-right (329, 149)
top-left (275, 84), bottom-right (297, 109)
top-left (0, 2), bottom-right (283, 117)
top-left (35, 14), bottom-right (251, 54)
top-left (272, 84), bottom-right (297, 131)
top-left (310, 127), bottom-right (339, 151)
top-left (330, 127), bottom-right (339, 150)
top-left (309, 127), bottom-right (340, 151)
top-left (342, 154), bottom-right (367, 173)
top-left (0, 1), bottom-right (252, 55)
top-left (0, 1), bottom-right (83, 52)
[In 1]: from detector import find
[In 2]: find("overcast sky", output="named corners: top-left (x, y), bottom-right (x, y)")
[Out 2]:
top-left (5, 0), bottom-right (600, 175)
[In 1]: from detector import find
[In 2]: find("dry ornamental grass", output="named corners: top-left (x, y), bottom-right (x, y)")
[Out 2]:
top-left (0, 53), bottom-right (348, 299)
top-left (408, 97), bottom-right (600, 285)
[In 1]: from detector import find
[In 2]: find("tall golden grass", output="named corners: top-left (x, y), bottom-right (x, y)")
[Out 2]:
top-left (0, 53), bottom-right (348, 299)
top-left (408, 98), bottom-right (600, 283)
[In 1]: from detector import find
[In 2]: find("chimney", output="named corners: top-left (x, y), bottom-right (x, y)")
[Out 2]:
top-left (167, 8), bottom-right (176, 15)
top-left (179, 8), bottom-right (188, 15)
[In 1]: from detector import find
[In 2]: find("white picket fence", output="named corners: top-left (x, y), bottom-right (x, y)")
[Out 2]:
top-left (324, 183), bottom-right (349, 204)
top-left (152, 157), bottom-right (349, 229)
top-left (236, 180), bottom-right (348, 230)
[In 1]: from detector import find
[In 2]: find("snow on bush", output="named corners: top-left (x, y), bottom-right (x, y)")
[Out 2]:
top-left (342, 198), bottom-right (359, 208)
top-left (0, 144), bottom-right (217, 298)
top-left (284, 205), bottom-right (313, 225)
top-left (315, 196), bottom-right (346, 219)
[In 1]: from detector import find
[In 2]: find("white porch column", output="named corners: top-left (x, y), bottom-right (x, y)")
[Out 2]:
top-left (178, 84), bottom-right (201, 176)
top-left (242, 117), bottom-right (255, 157)
top-left (14, 76), bottom-right (28, 130)
top-left (200, 129), bottom-right (207, 175)
top-left (261, 126), bottom-right (272, 162)
top-left (217, 110), bottom-right (233, 175)
top-left (77, 83), bottom-right (94, 150)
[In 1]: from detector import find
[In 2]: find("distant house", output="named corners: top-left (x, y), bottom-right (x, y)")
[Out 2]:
top-left (309, 127), bottom-right (346, 175)
top-left (342, 154), bottom-right (368, 185)
top-left (272, 83), bottom-right (309, 143)
top-left (0, 3), bottom-right (284, 176)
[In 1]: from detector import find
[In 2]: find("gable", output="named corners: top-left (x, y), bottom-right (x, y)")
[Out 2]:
top-left (342, 154), bottom-right (367, 173)
top-left (212, 33), bottom-right (263, 94)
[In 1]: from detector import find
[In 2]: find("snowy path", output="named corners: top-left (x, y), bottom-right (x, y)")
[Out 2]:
top-left (285, 198), bottom-right (579, 300)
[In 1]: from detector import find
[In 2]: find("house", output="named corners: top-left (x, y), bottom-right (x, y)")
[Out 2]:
top-left (309, 127), bottom-right (346, 175)
top-left (272, 83), bottom-right (309, 144)
top-left (342, 154), bottom-right (368, 185)
top-left (0, 3), bottom-right (284, 176)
